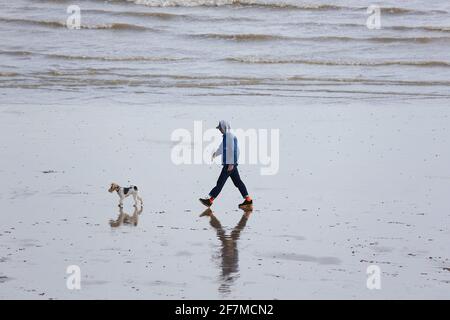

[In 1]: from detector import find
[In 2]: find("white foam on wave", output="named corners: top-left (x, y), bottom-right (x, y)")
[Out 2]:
top-left (125, 0), bottom-right (448, 14)
top-left (128, 0), bottom-right (322, 8)
top-left (129, 0), bottom-right (240, 7)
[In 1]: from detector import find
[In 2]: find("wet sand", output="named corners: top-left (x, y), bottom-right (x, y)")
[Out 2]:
top-left (0, 101), bottom-right (449, 299)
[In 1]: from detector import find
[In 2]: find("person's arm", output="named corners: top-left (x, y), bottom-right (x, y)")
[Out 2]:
top-left (213, 141), bottom-right (233, 170)
top-left (212, 140), bottom-right (223, 159)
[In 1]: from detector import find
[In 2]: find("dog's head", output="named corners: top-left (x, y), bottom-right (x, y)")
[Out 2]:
top-left (108, 183), bottom-right (119, 193)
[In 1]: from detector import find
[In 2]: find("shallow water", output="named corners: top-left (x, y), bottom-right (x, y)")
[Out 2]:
top-left (1, 0), bottom-right (449, 106)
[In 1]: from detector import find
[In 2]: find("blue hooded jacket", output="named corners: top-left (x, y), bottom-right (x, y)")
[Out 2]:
top-left (214, 120), bottom-right (239, 165)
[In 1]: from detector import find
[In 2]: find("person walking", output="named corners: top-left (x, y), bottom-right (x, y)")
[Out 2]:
top-left (199, 120), bottom-right (253, 209)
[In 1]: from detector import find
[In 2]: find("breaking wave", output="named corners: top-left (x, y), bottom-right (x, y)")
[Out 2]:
top-left (190, 33), bottom-right (288, 41)
top-left (124, 0), bottom-right (447, 14)
top-left (85, 9), bottom-right (185, 20)
top-left (190, 33), bottom-right (450, 43)
top-left (127, 0), bottom-right (343, 10)
top-left (225, 57), bottom-right (450, 67)
top-left (0, 17), bottom-right (155, 31)
top-left (0, 50), bottom-right (187, 62)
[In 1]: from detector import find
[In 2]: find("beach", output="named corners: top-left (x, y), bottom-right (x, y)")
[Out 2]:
top-left (0, 0), bottom-right (450, 299)
top-left (1, 101), bottom-right (449, 299)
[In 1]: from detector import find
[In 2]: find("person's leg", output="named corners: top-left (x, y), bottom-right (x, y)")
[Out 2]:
top-left (229, 166), bottom-right (249, 198)
top-left (209, 166), bottom-right (230, 199)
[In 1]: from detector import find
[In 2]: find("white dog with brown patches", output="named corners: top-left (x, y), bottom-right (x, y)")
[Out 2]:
top-left (108, 183), bottom-right (143, 208)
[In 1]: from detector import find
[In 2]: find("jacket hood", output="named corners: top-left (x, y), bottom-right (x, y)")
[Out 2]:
top-left (217, 120), bottom-right (231, 133)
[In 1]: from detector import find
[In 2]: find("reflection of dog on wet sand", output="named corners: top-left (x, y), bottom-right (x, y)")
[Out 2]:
top-left (109, 205), bottom-right (143, 227)
top-left (108, 183), bottom-right (143, 208)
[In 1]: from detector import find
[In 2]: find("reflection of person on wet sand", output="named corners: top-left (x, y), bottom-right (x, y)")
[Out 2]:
top-left (200, 208), bottom-right (252, 294)
top-left (109, 205), bottom-right (143, 227)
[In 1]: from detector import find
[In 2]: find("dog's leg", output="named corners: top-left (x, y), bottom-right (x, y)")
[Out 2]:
top-left (118, 196), bottom-right (124, 208)
top-left (132, 194), bottom-right (138, 208)
top-left (137, 195), bottom-right (143, 207)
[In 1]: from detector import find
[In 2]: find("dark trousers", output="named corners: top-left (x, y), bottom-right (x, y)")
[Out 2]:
top-left (209, 165), bottom-right (249, 199)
